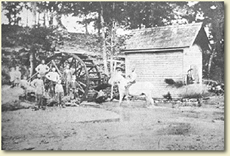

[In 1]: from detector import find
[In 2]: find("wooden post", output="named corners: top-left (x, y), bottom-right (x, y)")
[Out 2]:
top-left (110, 61), bottom-right (117, 100)
top-left (110, 56), bottom-right (113, 75)
top-left (51, 60), bottom-right (62, 77)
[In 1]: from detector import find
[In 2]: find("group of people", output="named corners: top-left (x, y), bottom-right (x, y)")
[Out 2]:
top-left (32, 60), bottom-right (81, 109)
top-left (9, 60), bottom-right (138, 109)
top-left (9, 59), bottom-right (81, 110)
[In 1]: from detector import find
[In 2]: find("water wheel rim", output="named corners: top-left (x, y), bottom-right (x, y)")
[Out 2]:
top-left (46, 52), bottom-right (89, 102)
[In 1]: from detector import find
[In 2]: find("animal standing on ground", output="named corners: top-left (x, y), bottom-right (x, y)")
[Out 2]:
top-left (108, 70), bottom-right (155, 107)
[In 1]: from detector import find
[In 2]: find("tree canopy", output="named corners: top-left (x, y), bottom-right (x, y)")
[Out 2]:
top-left (1, 1), bottom-right (225, 82)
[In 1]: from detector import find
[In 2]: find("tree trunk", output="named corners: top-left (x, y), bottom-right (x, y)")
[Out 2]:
top-left (85, 23), bottom-right (89, 34)
top-left (110, 3), bottom-right (116, 75)
top-left (83, 16), bottom-right (89, 34)
top-left (102, 29), bottom-right (109, 76)
top-left (31, 2), bottom-right (37, 26)
top-left (26, 8), bottom-right (29, 27)
top-left (207, 48), bottom-right (215, 79)
top-left (55, 14), bottom-right (67, 30)
top-left (29, 52), bottom-right (35, 78)
top-left (110, 22), bottom-right (116, 74)
top-left (43, 10), bottom-right (46, 27)
top-left (8, 16), bottom-right (12, 25)
top-left (97, 10), bottom-right (101, 37)
top-left (13, 13), bottom-right (17, 25)
top-left (100, 4), bottom-right (109, 76)
top-left (49, 11), bottom-right (54, 26)
top-left (38, 12), bottom-right (41, 26)
top-left (7, 10), bottom-right (12, 25)
top-left (46, 10), bottom-right (50, 27)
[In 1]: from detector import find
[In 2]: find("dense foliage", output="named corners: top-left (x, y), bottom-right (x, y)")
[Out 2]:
top-left (1, 1), bottom-right (224, 82)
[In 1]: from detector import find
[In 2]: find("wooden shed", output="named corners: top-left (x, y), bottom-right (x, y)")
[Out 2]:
top-left (122, 22), bottom-right (210, 98)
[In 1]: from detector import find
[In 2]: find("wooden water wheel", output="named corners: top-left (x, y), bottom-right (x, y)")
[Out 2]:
top-left (45, 52), bottom-right (101, 102)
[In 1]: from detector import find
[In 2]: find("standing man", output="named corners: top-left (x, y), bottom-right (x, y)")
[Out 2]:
top-left (31, 74), bottom-right (45, 110)
top-left (70, 75), bottom-right (77, 99)
top-left (187, 68), bottom-right (195, 84)
top-left (14, 66), bottom-right (22, 87)
top-left (46, 67), bottom-right (60, 97)
top-left (63, 64), bottom-right (72, 95)
top-left (35, 59), bottom-right (50, 80)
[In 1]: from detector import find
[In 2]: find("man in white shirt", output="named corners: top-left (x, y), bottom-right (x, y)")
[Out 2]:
top-left (46, 67), bottom-right (60, 97)
top-left (35, 60), bottom-right (50, 79)
top-left (14, 66), bottom-right (22, 87)
top-left (46, 67), bottom-right (60, 82)
top-left (63, 64), bottom-right (72, 95)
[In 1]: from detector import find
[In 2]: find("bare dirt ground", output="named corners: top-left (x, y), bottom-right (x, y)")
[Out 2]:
top-left (1, 95), bottom-right (224, 151)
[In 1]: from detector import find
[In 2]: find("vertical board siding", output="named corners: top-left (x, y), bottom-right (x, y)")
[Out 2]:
top-left (125, 45), bottom-right (202, 98)
top-left (126, 51), bottom-right (183, 98)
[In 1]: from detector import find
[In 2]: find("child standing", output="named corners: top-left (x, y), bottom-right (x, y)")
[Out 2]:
top-left (70, 75), bottom-right (81, 99)
top-left (20, 75), bottom-right (29, 89)
top-left (31, 74), bottom-right (45, 110)
top-left (55, 80), bottom-right (65, 108)
top-left (14, 66), bottom-right (22, 87)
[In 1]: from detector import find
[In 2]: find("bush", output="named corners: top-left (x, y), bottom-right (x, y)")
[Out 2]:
top-left (164, 78), bottom-right (184, 88)
top-left (178, 84), bottom-right (211, 99)
top-left (174, 81), bottom-right (184, 88)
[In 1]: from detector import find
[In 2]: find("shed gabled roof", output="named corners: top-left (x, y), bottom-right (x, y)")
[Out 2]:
top-left (123, 22), bottom-right (207, 51)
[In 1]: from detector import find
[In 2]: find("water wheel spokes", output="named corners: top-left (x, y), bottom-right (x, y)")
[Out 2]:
top-left (47, 53), bottom-right (89, 102)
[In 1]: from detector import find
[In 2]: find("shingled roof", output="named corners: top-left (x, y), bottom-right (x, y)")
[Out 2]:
top-left (123, 22), bottom-right (206, 51)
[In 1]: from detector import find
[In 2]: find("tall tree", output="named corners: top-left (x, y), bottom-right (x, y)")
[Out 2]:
top-left (100, 2), bottom-right (109, 75)
top-left (193, 2), bottom-right (224, 81)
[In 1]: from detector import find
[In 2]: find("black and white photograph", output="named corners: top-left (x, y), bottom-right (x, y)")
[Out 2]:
top-left (1, 1), bottom-right (225, 150)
